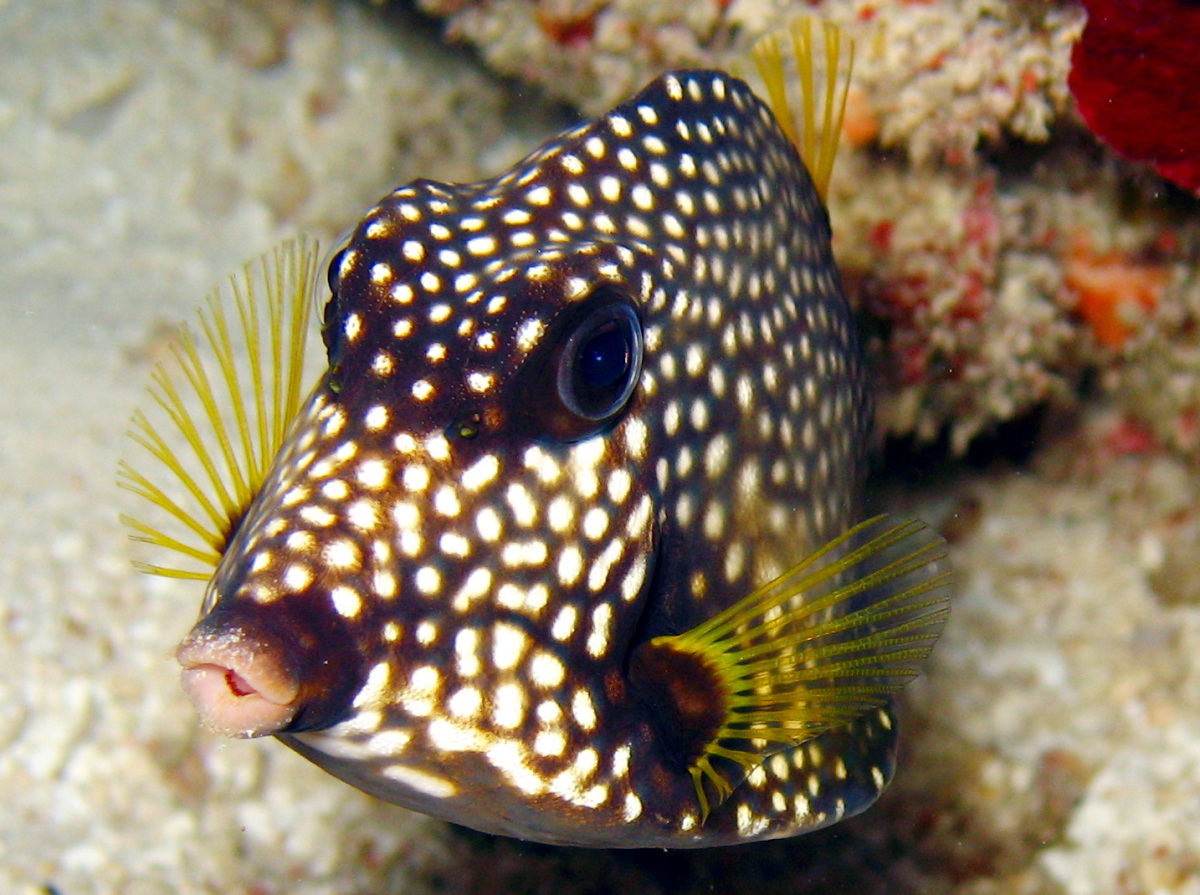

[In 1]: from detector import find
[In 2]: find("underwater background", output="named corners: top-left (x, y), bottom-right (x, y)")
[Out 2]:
top-left (2, 1), bottom-right (1199, 892)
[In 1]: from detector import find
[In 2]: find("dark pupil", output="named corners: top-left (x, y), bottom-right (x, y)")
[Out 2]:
top-left (579, 326), bottom-right (630, 390)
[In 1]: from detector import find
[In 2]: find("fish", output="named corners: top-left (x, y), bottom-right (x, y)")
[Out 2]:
top-left (119, 20), bottom-right (951, 848)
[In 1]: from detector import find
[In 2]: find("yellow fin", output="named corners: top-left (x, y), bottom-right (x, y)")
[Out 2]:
top-left (738, 17), bottom-right (854, 201)
top-left (117, 236), bottom-right (322, 579)
top-left (634, 515), bottom-right (951, 821)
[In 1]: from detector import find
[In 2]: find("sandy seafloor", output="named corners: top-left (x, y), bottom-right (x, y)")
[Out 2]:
top-left (3, 1), bottom-right (1200, 894)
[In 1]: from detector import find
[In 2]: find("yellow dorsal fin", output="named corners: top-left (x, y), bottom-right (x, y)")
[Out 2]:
top-left (742, 17), bottom-right (855, 201)
top-left (631, 515), bottom-right (951, 822)
top-left (117, 236), bottom-right (322, 580)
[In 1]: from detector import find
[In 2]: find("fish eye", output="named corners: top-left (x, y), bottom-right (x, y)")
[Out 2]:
top-left (556, 301), bottom-right (642, 422)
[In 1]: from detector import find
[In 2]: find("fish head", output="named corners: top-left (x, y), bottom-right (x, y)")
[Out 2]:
top-left (177, 168), bottom-right (674, 833)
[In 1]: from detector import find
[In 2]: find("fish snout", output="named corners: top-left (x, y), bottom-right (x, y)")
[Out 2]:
top-left (176, 593), bottom-right (367, 738)
top-left (177, 612), bottom-right (301, 738)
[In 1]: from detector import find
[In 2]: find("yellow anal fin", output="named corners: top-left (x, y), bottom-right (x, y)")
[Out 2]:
top-left (633, 515), bottom-right (951, 822)
top-left (117, 236), bottom-right (322, 581)
top-left (739, 17), bottom-right (854, 201)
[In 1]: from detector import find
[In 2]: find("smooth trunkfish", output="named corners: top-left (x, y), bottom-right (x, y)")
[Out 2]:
top-left (120, 21), bottom-right (951, 848)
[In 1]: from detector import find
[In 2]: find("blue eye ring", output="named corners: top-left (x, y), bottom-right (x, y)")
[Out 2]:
top-left (556, 302), bottom-right (643, 422)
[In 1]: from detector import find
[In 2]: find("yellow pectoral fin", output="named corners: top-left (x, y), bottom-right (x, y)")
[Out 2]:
top-left (117, 236), bottom-right (322, 580)
top-left (632, 515), bottom-right (952, 822)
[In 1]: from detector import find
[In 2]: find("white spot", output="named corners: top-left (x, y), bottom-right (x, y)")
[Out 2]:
top-left (703, 502), bottom-right (725, 539)
top-left (607, 469), bottom-right (632, 503)
top-left (736, 803), bottom-right (756, 834)
top-left (557, 545), bottom-right (583, 586)
top-left (534, 730), bottom-right (567, 757)
top-left (466, 371), bottom-right (494, 393)
top-left (623, 417), bottom-right (648, 459)
top-left (567, 183), bottom-right (590, 206)
top-left (492, 622), bottom-right (528, 670)
top-left (357, 458), bottom-right (388, 489)
top-left (529, 651), bottom-right (565, 688)
top-left (551, 605), bottom-right (578, 641)
top-left (485, 740), bottom-right (545, 795)
top-left (283, 564), bottom-right (312, 592)
top-left (502, 539), bottom-right (548, 567)
top-left (586, 603), bottom-right (612, 657)
top-left (299, 505), bottom-right (336, 527)
top-left (623, 792), bottom-right (643, 821)
top-left (448, 686), bottom-right (482, 719)
top-left (455, 627), bottom-right (481, 677)
top-left (492, 682), bottom-right (526, 728)
top-left (433, 486), bottom-right (461, 517)
top-left (415, 620), bottom-right (437, 645)
top-left (461, 454), bottom-right (499, 491)
top-left (506, 483), bottom-right (538, 527)
top-left (599, 175), bottom-right (621, 202)
top-left (439, 532), bottom-right (470, 557)
top-left (372, 352), bottom-right (394, 375)
top-left (286, 531), bottom-right (315, 553)
top-left (424, 434), bottom-right (451, 461)
top-left (547, 496), bottom-right (574, 532)
top-left (415, 566), bottom-right (441, 595)
top-left (323, 539), bottom-right (360, 570)
top-left (382, 765), bottom-right (456, 799)
top-left (373, 570), bottom-right (396, 598)
top-left (330, 586), bottom-right (362, 618)
top-left (401, 464), bottom-right (429, 491)
top-left (621, 556), bottom-right (647, 601)
top-left (497, 583), bottom-right (525, 610)
top-left (582, 507), bottom-right (609, 540)
top-left (516, 318), bottom-right (545, 351)
top-left (467, 235), bottom-right (497, 255)
top-left (475, 507), bottom-right (503, 542)
top-left (572, 688), bottom-right (597, 730)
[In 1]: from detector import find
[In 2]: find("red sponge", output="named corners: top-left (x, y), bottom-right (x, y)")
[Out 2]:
top-left (1068, 0), bottom-right (1200, 192)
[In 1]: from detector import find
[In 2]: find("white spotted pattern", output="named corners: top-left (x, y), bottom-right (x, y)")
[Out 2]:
top-left (210, 70), bottom-right (879, 850)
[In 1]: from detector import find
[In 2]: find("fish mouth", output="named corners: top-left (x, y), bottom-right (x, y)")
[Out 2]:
top-left (176, 622), bottom-right (301, 738)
